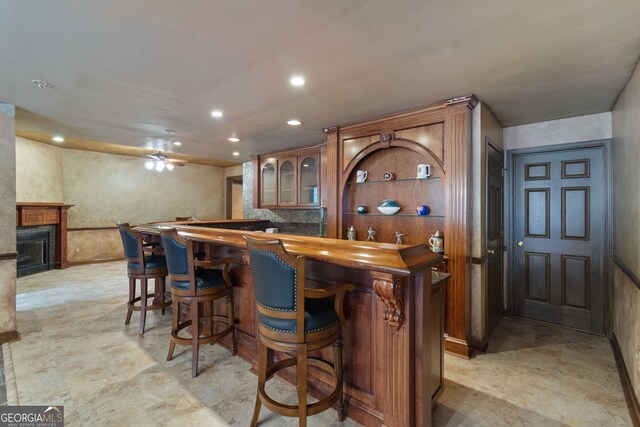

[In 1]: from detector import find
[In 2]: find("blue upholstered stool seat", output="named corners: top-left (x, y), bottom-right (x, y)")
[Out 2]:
top-left (171, 268), bottom-right (226, 291)
top-left (128, 255), bottom-right (167, 271)
top-left (259, 297), bottom-right (339, 334)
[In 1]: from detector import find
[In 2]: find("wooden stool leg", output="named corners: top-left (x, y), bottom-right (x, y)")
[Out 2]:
top-left (207, 301), bottom-right (214, 342)
top-left (139, 278), bottom-right (148, 335)
top-left (191, 300), bottom-right (200, 377)
top-left (333, 335), bottom-right (345, 421)
top-left (227, 293), bottom-right (237, 355)
top-left (167, 299), bottom-right (178, 361)
top-left (160, 277), bottom-right (166, 315)
top-left (250, 337), bottom-right (267, 427)
top-left (297, 344), bottom-right (308, 427)
top-left (125, 277), bottom-right (135, 325)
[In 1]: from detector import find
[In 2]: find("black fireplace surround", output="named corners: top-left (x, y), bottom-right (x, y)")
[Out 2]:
top-left (16, 225), bottom-right (56, 277)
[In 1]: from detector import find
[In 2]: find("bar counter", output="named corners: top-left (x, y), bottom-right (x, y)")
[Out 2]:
top-left (137, 220), bottom-right (446, 427)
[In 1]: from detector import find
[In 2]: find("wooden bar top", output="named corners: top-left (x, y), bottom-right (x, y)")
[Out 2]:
top-left (136, 221), bottom-right (443, 277)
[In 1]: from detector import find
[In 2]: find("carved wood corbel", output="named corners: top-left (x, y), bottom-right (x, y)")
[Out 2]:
top-left (379, 133), bottom-right (393, 147)
top-left (371, 272), bottom-right (404, 328)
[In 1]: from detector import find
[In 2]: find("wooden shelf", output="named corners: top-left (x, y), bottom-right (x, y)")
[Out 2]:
top-left (347, 176), bottom-right (440, 185)
top-left (344, 213), bottom-right (445, 217)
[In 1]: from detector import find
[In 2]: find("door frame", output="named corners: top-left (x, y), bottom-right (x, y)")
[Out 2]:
top-left (485, 137), bottom-right (504, 336)
top-left (505, 139), bottom-right (612, 333)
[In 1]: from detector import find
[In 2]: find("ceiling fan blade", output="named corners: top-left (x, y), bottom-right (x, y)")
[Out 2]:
top-left (167, 159), bottom-right (188, 165)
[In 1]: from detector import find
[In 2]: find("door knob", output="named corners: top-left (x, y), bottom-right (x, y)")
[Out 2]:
top-left (517, 241), bottom-right (524, 247)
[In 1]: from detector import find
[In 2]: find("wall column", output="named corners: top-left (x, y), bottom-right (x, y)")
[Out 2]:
top-left (0, 103), bottom-right (17, 343)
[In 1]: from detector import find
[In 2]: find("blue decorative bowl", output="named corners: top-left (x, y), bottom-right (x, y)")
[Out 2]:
top-left (377, 199), bottom-right (401, 215)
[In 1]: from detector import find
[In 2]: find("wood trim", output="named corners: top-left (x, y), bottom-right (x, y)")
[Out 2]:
top-left (443, 102), bottom-right (473, 356)
top-left (610, 333), bottom-right (640, 427)
top-left (68, 256), bottom-right (124, 266)
top-left (0, 252), bottom-right (17, 261)
top-left (16, 202), bottom-right (71, 207)
top-left (613, 255), bottom-right (640, 291)
top-left (444, 335), bottom-right (471, 358)
top-left (470, 256), bottom-right (486, 265)
top-left (0, 330), bottom-right (19, 344)
top-left (68, 226), bottom-right (118, 231)
top-left (325, 127), bottom-right (340, 238)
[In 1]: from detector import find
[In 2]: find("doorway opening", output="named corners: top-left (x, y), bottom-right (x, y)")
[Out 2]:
top-left (226, 175), bottom-right (243, 219)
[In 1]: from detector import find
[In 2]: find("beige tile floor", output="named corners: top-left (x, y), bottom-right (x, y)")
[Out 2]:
top-left (2, 262), bottom-right (632, 426)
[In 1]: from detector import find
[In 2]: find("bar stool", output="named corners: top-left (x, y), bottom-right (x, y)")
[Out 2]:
top-left (243, 235), bottom-right (355, 427)
top-left (160, 228), bottom-right (237, 378)
top-left (117, 223), bottom-right (171, 335)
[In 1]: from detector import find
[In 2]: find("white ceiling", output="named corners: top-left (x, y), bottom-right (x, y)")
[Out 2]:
top-left (1, 0), bottom-right (639, 163)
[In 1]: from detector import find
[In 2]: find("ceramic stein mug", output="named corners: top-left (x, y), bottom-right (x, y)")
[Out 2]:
top-left (356, 170), bottom-right (368, 183)
top-left (417, 164), bottom-right (431, 178)
top-left (429, 235), bottom-right (444, 253)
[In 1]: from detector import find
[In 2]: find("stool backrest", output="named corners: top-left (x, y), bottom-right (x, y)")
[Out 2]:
top-left (243, 235), bottom-right (306, 342)
top-left (117, 223), bottom-right (144, 269)
top-left (160, 228), bottom-right (196, 291)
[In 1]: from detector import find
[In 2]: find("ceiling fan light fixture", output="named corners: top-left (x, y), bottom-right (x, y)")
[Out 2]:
top-left (155, 161), bottom-right (166, 172)
top-left (166, 163), bottom-right (174, 171)
top-left (145, 161), bottom-right (155, 170)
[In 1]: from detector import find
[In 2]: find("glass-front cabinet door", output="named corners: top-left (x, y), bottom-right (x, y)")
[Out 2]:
top-left (278, 158), bottom-right (297, 206)
top-left (298, 154), bottom-right (319, 206)
top-left (260, 160), bottom-right (277, 206)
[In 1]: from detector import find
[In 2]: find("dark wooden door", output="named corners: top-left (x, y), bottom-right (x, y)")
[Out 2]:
top-left (486, 142), bottom-right (503, 336)
top-left (513, 146), bottom-right (605, 333)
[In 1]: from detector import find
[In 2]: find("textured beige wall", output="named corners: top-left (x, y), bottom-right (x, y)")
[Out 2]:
top-left (0, 103), bottom-right (16, 334)
top-left (503, 112), bottom-right (612, 150)
top-left (471, 102), bottom-right (504, 343)
top-left (67, 229), bottom-right (123, 264)
top-left (60, 148), bottom-right (226, 227)
top-left (15, 138), bottom-right (227, 263)
top-left (15, 137), bottom-right (63, 203)
top-left (611, 60), bottom-right (640, 402)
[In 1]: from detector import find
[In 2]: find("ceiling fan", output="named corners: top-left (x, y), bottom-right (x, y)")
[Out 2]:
top-left (144, 151), bottom-right (188, 171)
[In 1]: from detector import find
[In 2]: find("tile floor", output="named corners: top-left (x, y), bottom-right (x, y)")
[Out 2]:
top-left (2, 262), bottom-right (632, 426)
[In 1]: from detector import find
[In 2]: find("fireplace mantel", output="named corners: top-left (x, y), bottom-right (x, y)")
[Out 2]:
top-left (16, 203), bottom-right (74, 269)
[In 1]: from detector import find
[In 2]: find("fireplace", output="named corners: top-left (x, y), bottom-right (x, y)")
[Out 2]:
top-left (16, 226), bottom-right (56, 277)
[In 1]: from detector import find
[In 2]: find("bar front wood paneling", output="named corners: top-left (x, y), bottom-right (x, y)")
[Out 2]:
top-left (137, 222), bottom-right (445, 426)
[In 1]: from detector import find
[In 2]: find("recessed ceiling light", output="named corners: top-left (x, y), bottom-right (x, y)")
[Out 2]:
top-left (228, 137), bottom-right (240, 142)
top-left (290, 76), bottom-right (305, 87)
top-left (173, 141), bottom-right (182, 146)
top-left (287, 119), bottom-right (302, 126)
top-left (232, 152), bottom-right (240, 156)
top-left (164, 129), bottom-right (177, 134)
top-left (211, 110), bottom-right (223, 118)
top-left (32, 80), bottom-right (54, 89)
top-left (52, 136), bottom-right (64, 142)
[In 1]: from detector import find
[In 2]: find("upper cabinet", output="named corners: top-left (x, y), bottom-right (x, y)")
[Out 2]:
top-left (298, 154), bottom-right (319, 206)
top-left (254, 145), bottom-right (324, 209)
top-left (278, 158), bottom-right (297, 206)
top-left (260, 159), bottom-right (277, 207)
